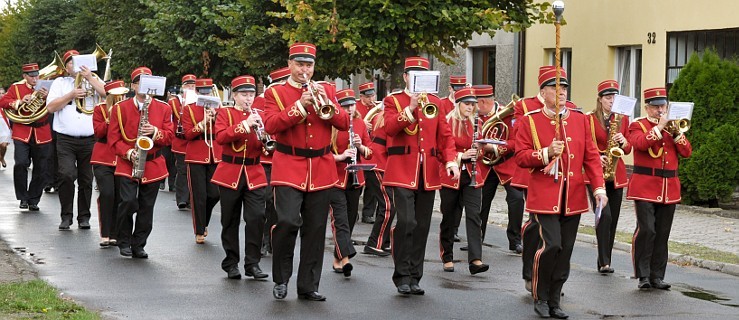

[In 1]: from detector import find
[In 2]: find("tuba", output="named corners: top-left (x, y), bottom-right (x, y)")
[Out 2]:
top-left (6, 52), bottom-right (66, 124)
top-left (74, 44), bottom-right (110, 115)
top-left (480, 94), bottom-right (518, 165)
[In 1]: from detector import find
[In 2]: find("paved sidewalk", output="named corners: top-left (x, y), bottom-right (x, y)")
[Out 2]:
top-left (464, 186), bottom-right (738, 256)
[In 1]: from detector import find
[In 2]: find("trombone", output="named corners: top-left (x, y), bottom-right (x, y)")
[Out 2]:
top-left (301, 73), bottom-right (335, 120)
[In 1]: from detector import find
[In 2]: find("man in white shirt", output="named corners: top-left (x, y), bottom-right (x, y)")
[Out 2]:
top-left (46, 49), bottom-right (106, 230)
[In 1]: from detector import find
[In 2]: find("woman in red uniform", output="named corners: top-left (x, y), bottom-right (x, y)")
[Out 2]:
top-left (212, 75), bottom-right (268, 279)
top-left (586, 80), bottom-right (631, 273)
top-left (438, 87), bottom-right (488, 274)
top-left (92, 80), bottom-right (127, 247)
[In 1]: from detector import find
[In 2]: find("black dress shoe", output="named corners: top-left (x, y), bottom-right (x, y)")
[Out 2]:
top-left (342, 263), bottom-right (353, 277)
top-left (514, 244), bottom-right (523, 254)
top-left (361, 216), bottom-right (375, 224)
top-left (298, 291), bottom-right (326, 301)
top-left (79, 221), bottom-right (91, 229)
top-left (245, 266), bottom-right (268, 279)
top-left (58, 220), bottom-right (72, 230)
top-left (549, 307), bottom-right (569, 319)
top-left (363, 246), bottom-right (391, 257)
top-left (638, 277), bottom-right (651, 289)
top-left (273, 283), bottom-right (288, 299)
top-left (534, 300), bottom-right (550, 318)
top-left (119, 247), bottom-right (133, 257)
top-left (409, 284), bottom-right (425, 295)
top-left (132, 248), bottom-right (148, 259)
top-left (177, 202), bottom-right (188, 210)
top-left (226, 267), bottom-right (242, 279)
top-left (650, 278), bottom-right (671, 290)
top-left (19, 201), bottom-right (29, 209)
top-left (396, 284), bottom-right (411, 295)
top-left (443, 264), bottom-right (455, 272)
top-left (43, 186), bottom-right (52, 193)
top-left (469, 263), bottom-right (490, 275)
top-left (598, 266), bottom-right (615, 274)
top-left (28, 204), bottom-right (39, 211)
top-left (460, 246), bottom-right (469, 251)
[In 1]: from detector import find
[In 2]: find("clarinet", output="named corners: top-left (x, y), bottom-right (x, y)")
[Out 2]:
top-left (348, 118), bottom-right (360, 188)
top-left (469, 112), bottom-right (479, 187)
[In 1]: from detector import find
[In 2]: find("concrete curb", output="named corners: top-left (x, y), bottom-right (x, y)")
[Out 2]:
top-left (576, 233), bottom-right (739, 277)
top-left (675, 204), bottom-right (739, 219)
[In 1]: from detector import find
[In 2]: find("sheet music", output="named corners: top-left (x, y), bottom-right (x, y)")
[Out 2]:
top-left (72, 54), bottom-right (98, 72)
top-left (34, 80), bottom-right (54, 91)
top-left (408, 70), bottom-right (440, 94)
top-left (667, 102), bottom-right (694, 120)
top-left (138, 75), bottom-right (167, 95)
top-left (611, 94), bottom-right (637, 117)
top-left (197, 95), bottom-right (221, 108)
top-left (183, 89), bottom-right (197, 105)
top-left (594, 202), bottom-right (603, 228)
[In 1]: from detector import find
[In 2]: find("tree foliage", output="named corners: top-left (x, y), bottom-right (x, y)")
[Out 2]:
top-left (669, 50), bottom-right (739, 205)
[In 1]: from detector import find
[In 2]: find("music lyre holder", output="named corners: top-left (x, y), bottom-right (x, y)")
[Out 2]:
top-left (346, 164), bottom-right (376, 172)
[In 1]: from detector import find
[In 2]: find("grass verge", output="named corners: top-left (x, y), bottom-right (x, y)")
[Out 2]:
top-left (0, 279), bottom-right (100, 319)
top-left (578, 225), bottom-right (739, 265)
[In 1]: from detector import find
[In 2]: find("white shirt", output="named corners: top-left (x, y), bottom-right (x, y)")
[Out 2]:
top-left (47, 77), bottom-right (94, 137)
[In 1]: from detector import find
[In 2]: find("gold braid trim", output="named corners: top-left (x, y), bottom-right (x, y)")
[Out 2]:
top-left (589, 115), bottom-right (606, 153)
top-left (392, 95), bottom-right (417, 135)
top-left (187, 105), bottom-right (199, 132)
top-left (637, 120), bottom-right (663, 158)
top-left (116, 103), bottom-right (135, 143)
top-left (528, 116), bottom-right (542, 150)
top-left (226, 108), bottom-right (246, 153)
top-left (522, 99), bottom-right (529, 114)
top-left (271, 87), bottom-right (285, 111)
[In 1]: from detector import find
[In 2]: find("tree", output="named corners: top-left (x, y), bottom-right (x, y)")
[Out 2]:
top-left (0, 1), bottom-right (29, 86)
top-left (669, 50), bottom-right (739, 206)
top-left (266, 0), bottom-right (553, 86)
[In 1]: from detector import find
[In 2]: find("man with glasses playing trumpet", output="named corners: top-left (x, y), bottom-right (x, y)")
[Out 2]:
top-left (0, 62), bottom-right (54, 211)
top-left (47, 49), bottom-right (106, 230)
top-left (263, 42), bottom-right (350, 301)
top-left (627, 87), bottom-right (692, 290)
top-left (182, 78), bottom-right (223, 244)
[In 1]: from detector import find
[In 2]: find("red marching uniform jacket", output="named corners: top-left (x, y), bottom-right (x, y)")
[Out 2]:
top-left (510, 96), bottom-right (544, 189)
top-left (333, 116), bottom-right (373, 189)
top-left (0, 81), bottom-right (52, 144)
top-left (626, 117), bottom-right (692, 204)
top-left (251, 96), bottom-right (273, 165)
top-left (263, 80), bottom-right (350, 192)
top-left (182, 103), bottom-right (223, 164)
top-left (355, 99), bottom-right (372, 119)
top-left (586, 113), bottom-right (632, 188)
top-left (440, 116), bottom-right (484, 189)
top-left (210, 107), bottom-right (268, 190)
top-left (439, 95), bottom-right (455, 116)
top-left (109, 97), bottom-right (174, 184)
top-left (515, 108), bottom-right (605, 215)
top-left (478, 103), bottom-right (517, 185)
top-left (91, 103), bottom-right (117, 167)
top-left (382, 91), bottom-right (457, 190)
top-left (168, 96), bottom-right (188, 154)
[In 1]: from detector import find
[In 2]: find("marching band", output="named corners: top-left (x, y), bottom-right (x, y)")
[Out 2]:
top-left (0, 40), bottom-right (694, 318)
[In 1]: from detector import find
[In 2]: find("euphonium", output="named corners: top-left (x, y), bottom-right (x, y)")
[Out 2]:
top-left (480, 94), bottom-right (518, 165)
top-left (6, 52), bottom-right (65, 124)
top-left (74, 44), bottom-right (110, 115)
top-left (132, 95), bottom-right (154, 179)
top-left (417, 92), bottom-right (438, 119)
top-left (603, 114), bottom-right (624, 181)
top-left (302, 73), bottom-right (335, 120)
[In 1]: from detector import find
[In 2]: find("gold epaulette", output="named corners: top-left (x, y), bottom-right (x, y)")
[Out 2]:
top-left (523, 109), bottom-right (541, 117)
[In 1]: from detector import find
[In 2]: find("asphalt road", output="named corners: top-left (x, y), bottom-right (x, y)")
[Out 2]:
top-left (0, 168), bottom-right (737, 319)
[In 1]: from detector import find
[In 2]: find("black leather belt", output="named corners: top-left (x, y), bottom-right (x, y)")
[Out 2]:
top-left (275, 143), bottom-right (331, 158)
top-left (29, 119), bottom-right (49, 128)
top-left (57, 133), bottom-right (94, 139)
top-left (146, 150), bottom-right (162, 161)
top-left (387, 146), bottom-right (436, 156)
top-left (371, 137), bottom-right (386, 146)
top-left (633, 166), bottom-right (676, 178)
top-left (221, 154), bottom-right (260, 165)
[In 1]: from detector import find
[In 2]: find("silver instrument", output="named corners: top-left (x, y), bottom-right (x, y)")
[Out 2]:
top-left (347, 118), bottom-right (360, 187)
top-left (248, 105), bottom-right (275, 152)
top-left (301, 73), bottom-right (336, 120)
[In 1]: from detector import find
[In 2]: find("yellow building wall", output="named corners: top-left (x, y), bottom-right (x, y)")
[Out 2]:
top-left (523, 0), bottom-right (738, 109)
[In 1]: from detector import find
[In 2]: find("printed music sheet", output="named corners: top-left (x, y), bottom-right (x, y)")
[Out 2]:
top-left (72, 54), bottom-right (98, 73)
top-left (408, 71), bottom-right (441, 94)
top-left (611, 94), bottom-right (637, 117)
top-left (34, 80), bottom-right (54, 91)
top-left (138, 75), bottom-right (167, 95)
top-left (667, 102), bottom-right (694, 120)
top-left (196, 95), bottom-right (221, 108)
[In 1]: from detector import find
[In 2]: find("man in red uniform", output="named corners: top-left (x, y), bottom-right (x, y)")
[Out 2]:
top-left (108, 66), bottom-right (174, 258)
top-left (627, 87), bottom-right (692, 290)
top-left (383, 56), bottom-right (459, 295)
top-left (439, 75), bottom-right (467, 116)
top-left (182, 78), bottom-right (223, 244)
top-left (212, 75), bottom-right (269, 279)
top-left (0, 63), bottom-right (52, 211)
top-left (355, 81), bottom-right (376, 119)
top-left (473, 85), bottom-right (525, 253)
top-left (168, 74), bottom-right (196, 209)
top-left (263, 42), bottom-right (350, 301)
top-left (363, 101), bottom-right (393, 256)
top-left (515, 66), bottom-right (607, 319)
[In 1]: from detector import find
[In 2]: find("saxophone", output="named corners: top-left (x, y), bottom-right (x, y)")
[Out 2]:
top-left (132, 95), bottom-right (154, 179)
top-left (603, 114), bottom-right (624, 181)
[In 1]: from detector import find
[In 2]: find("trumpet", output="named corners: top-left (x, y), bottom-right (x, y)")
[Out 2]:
top-left (658, 111), bottom-right (691, 136)
top-left (248, 105), bottom-right (276, 152)
top-left (301, 73), bottom-right (336, 120)
top-left (417, 92), bottom-right (438, 119)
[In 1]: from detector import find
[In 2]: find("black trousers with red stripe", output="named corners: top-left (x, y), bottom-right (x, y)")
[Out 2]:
top-left (632, 201), bottom-right (675, 280)
top-left (360, 168), bottom-right (381, 220)
top-left (271, 186), bottom-right (332, 294)
top-left (531, 211), bottom-right (581, 307)
top-left (439, 170), bottom-right (483, 263)
top-left (365, 171), bottom-right (393, 251)
top-left (93, 164), bottom-right (120, 239)
top-left (187, 163), bottom-right (220, 235)
top-left (218, 176), bottom-right (265, 272)
top-left (330, 187), bottom-right (358, 260)
top-left (388, 175), bottom-right (436, 287)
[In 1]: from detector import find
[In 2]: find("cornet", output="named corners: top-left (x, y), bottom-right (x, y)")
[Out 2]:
top-left (301, 73), bottom-right (336, 120)
top-left (248, 105), bottom-right (276, 152)
top-left (416, 92), bottom-right (438, 119)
